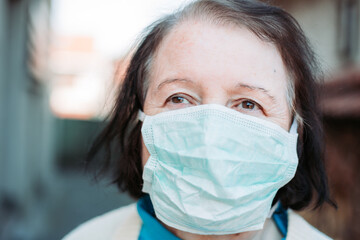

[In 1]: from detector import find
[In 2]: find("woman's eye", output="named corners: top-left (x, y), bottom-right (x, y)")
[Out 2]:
top-left (235, 99), bottom-right (262, 112)
top-left (170, 96), bottom-right (190, 104)
top-left (165, 94), bottom-right (194, 108)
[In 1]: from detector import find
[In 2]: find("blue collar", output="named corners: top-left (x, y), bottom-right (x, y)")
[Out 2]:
top-left (272, 202), bottom-right (288, 240)
top-left (137, 195), bottom-right (288, 240)
top-left (137, 195), bottom-right (181, 240)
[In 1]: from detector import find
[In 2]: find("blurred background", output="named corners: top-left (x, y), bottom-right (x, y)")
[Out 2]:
top-left (0, 0), bottom-right (359, 239)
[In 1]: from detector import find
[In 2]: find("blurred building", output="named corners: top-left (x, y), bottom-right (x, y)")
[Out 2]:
top-left (276, 0), bottom-right (359, 71)
top-left (0, 0), bottom-right (55, 239)
top-left (49, 35), bottom-right (114, 120)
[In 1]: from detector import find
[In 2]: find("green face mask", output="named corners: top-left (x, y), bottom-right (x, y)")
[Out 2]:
top-left (139, 104), bottom-right (298, 235)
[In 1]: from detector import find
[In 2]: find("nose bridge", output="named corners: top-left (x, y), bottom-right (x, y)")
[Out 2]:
top-left (201, 85), bottom-right (228, 106)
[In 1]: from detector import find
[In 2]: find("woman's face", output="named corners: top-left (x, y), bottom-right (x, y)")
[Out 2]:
top-left (141, 20), bottom-right (292, 239)
top-left (142, 21), bottom-right (291, 167)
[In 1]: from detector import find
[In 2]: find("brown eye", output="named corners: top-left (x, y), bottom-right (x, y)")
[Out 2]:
top-left (165, 93), bottom-right (196, 110)
top-left (166, 95), bottom-right (191, 105)
top-left (241, 100), bottom-right (255, 110)
top-left (171, 96), bottom-right (188, 104)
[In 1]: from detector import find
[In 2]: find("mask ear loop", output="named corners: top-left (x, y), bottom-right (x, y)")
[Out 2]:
top-left (138, 110), bottom-right (146, 122)
top-left (289, 119), bottom-right (298, 134)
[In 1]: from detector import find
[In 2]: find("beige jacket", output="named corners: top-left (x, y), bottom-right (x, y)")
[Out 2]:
top-left (63, 203), bottom-right (332, 240)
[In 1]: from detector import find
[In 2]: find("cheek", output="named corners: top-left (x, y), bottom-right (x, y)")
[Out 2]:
top-left (141, 137), bottom-right (150, 168)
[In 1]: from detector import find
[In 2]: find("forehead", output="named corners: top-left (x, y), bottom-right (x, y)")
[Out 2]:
top-left (150, 20), bottom-right (287, 83)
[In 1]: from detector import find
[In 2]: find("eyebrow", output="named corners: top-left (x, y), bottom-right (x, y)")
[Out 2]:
top-left (157, 78), bottom-right (195, 91)
top-left (156, 78), bottom-right (277, 103)
top-left (236, 83), bottom-right (277, 103)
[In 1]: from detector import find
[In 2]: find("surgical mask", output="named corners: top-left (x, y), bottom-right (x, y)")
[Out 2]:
top-left (138, 104), bottom-right (298, 235)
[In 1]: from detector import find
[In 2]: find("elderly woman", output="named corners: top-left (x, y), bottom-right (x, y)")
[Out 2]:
top-left (64, 0), bottom-right (335, 239)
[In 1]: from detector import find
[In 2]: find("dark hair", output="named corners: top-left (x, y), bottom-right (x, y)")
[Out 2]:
top-left (88, 0), bottom-right (334, 210)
